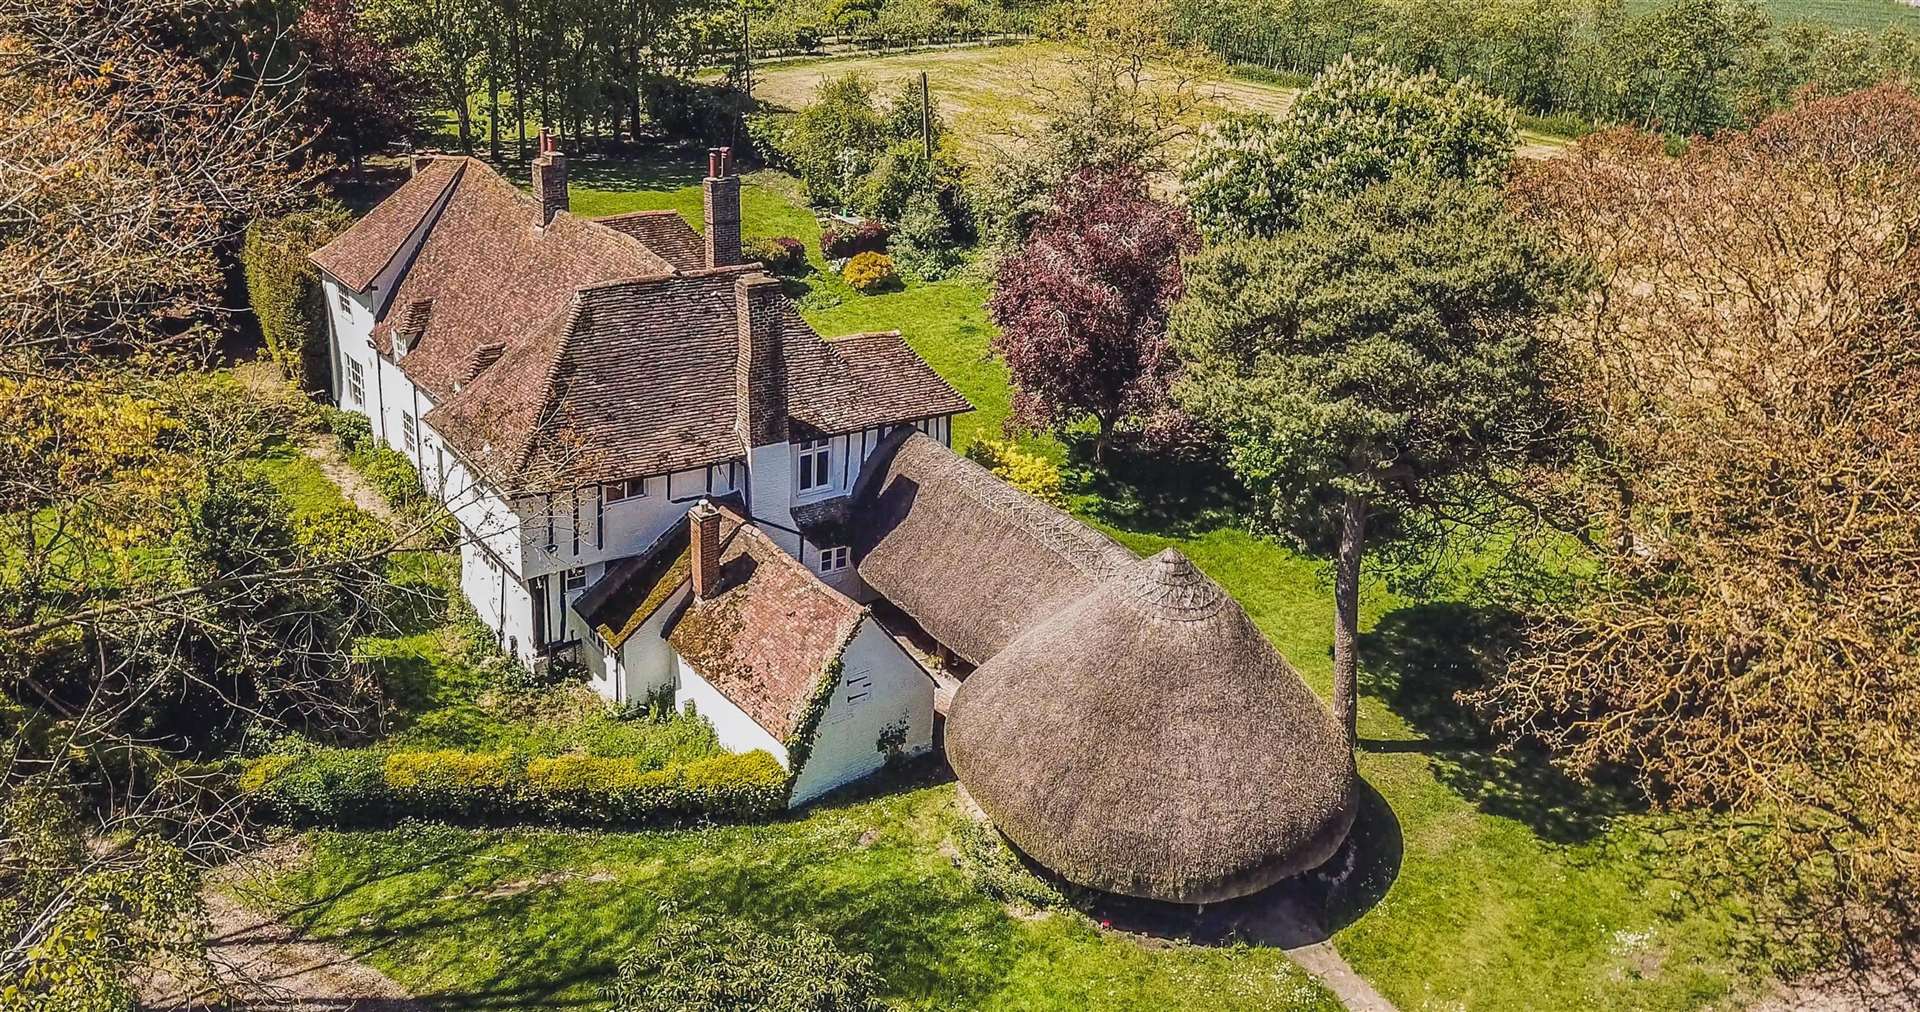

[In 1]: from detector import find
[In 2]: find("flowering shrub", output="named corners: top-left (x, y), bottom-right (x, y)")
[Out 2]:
top-left (842, 251), bottom-right (899, 294)
top-left (964, 438), bottom-right (1066, 507)
top-left (745, 235), bottom-right (807, 273)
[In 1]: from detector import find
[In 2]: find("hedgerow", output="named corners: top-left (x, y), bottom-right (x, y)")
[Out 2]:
top-left (242, 208), bottom-right (351, 391)
top-left (241, 746), bottom-right (787, 827)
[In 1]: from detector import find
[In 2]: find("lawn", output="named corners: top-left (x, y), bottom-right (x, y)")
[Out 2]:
top-left (255, 155), bottom-right (1759, 1011)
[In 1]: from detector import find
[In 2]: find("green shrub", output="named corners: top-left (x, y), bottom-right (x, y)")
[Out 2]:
top-left (774, 73), bottom-right (888, 208)
top-left (842, 251), bottom-right (899, 294)
top-left (350, 445), bottom-right (426, 511)
top-left (891, 189), bottom-right (964, 281)
top-left (608, 908), bottom-right (891, 1012)
top-left (953, 817), bottom-right (1070, 911)
top-left (242, 208), bottom-right (351, 391)
top-left (321, 407), bottom-right (372, 453)
top-left (295, 503), bottom-right (391, 565)
top-left (242, 746), bottom-right (786, 827)
top-left (744, 235), bottom-right (808, 273)
top-left (964, 438), bottom-right (1066, 507)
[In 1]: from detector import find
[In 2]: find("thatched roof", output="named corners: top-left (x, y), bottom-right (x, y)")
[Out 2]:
top-left (946, 548), bottom-right (1356, 904)
top-left (853, 429), bottom-right (1137, 665)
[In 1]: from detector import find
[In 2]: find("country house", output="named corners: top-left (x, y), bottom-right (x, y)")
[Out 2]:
top-left (314, 139), bottom-right (1354, 891)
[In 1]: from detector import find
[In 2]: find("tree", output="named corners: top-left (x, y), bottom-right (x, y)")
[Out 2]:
top-left (294, 0), bottom-right (429, 169)
top-left (608, 908), bottom-right (891, 1012)
top-left (1476, 86), bottom-right (1920, 977)
top-left (1183, 54), bottom-right (1518, 241)
top-left (1170, 178), bottom-right (1579, 744)
top-left (365, 0), bottom-right (485, 153)
top-left (769, 72), bottom-right (888, 209)
top-left (988, 166), bottom-right (1198, 464)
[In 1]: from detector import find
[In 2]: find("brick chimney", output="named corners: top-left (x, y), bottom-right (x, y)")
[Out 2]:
top-left (734, 273), bottom-right (787, 449)
top-left (689, 499), bottom-right (722, 599)
top-left (532, 129), bottom-right (568, 227)
top-left (703, 147), bottom-right (742, 268)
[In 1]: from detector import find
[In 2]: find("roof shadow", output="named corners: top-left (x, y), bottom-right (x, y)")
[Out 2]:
top-left (1053, 778), bottom-right (1403, 948)
top-left (1359, 601), bottom-right (1644, 844)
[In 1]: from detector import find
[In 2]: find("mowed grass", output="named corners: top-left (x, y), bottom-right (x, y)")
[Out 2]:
top-left (263, 785), bottom-right (1342, 1011)
top-left (257, 156), bottom-right (1757, 1011)
top-left (1630, 0), bottom-right (1920, 30)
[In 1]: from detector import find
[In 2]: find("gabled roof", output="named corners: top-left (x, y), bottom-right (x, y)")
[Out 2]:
top-left (311, 158), bottom-right (463, 292)
top-left (595, 210), bottom-right (706, 271)
top-left (320, 156), bottom-right (972, 490)
top-left (611, 505), bottom-right (864, 742)
top-left (423, 269), bottom-right (971, 486)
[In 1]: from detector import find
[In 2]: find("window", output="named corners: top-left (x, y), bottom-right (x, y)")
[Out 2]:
top-left (346, 358), bottom-right (365, 406)
top-left (336, 289), bottom-right (351, 314)
top-left (563, 566), bottom-right (588, 592)
top-left (400, 412), bottom-right (418, 453)
top-left (796, 438), bottom-right (832, 493)
top-left (817, 546), bottom-right (850, 574)
top-left (603, 477), bottom-right (646, 502)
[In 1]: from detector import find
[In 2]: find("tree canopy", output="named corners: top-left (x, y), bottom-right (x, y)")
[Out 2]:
top-left (1183, 54), bottom-right (1518, 241)
top-left (1172, 176), bottom-right (1580, 740)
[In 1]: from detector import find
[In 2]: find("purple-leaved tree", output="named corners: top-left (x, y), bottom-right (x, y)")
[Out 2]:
top-left (988, 166), bottom-right (1198, 464)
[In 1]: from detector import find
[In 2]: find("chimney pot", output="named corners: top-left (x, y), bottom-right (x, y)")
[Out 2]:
top-left (689, 500), bottom-right (722, 599)
top-left (703, 148), bottom-right (742, 268)
top-left (532, 131), bottom-right (569, 227)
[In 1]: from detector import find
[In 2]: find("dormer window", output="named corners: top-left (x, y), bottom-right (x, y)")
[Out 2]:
top-left (796, 438), bottom-right (832, 494)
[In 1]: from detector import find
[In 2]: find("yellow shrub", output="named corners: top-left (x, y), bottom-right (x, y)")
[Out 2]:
top-left (238, 754), bottom-right (296, 793)
top-left (384, 750), bottom-right (512, 791)
top-left (964, 438), bottom-right (1066, 507)
top-left (525, 754), bottom-right (673, 794)
top-left (842, 251), bottom-right (899, 294)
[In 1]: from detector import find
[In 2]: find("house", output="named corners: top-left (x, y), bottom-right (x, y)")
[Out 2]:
top-left (315, 136), bottom-right (1355, 891)
top-left (310, 138), bottom-right (965, 803)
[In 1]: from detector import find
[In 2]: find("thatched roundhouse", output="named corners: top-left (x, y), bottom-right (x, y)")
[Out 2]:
top-left (855, 431), bottom-right (1357, 904)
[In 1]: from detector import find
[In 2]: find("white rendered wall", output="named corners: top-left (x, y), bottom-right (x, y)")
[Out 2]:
top-left (746, 443), bottom-right (801, 556)
top-left (788, 616), bottom-right (934, 806)
top-left (519, 464), bottom-right (740, 580)
top-left (674, 654), bottom-right (790, 761)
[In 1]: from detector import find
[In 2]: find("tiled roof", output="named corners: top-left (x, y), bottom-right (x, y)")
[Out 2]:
top-left (311, 158), bottom-right (463, 292)
top-left (368, 160), bottom-right (675, 403)
top-left (424, 267), bottom-right (973, 486)
top-left (329, 156), bottom-right (972, 489)
top-left (595, 210), bottom-right (706, 271)
top-left (664, 506), bottom-right (866, 741)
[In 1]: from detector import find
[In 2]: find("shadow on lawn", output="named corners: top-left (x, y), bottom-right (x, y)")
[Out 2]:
top-left (1063, 433), bottom-right (1245, 538)
top-left (1359, 601), bottom-right (1642, 845)
top-left (1072, 778), bottom-right (1402, 948)
top-left (568, 154), bottom-right (706, 194)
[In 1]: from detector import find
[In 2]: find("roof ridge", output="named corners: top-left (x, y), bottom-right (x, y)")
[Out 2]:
top-left (922, 439), bottom-right (1132, 581)
top-left (823, 329), bottom-right (905, 343)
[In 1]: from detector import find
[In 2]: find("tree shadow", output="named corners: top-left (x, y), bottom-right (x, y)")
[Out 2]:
top-left (1062, 433), bottom-right (1246, 538)
top-left (567, 155), bottom-right (704, 195)
top-left (1359, 601), bottom-right (1642, 844)
top-left (1060, 778), bottom-right (1403, 948)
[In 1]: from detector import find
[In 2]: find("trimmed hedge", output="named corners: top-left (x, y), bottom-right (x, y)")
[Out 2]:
top-left (242, 746), bottom-right (787, 827)
top-left (821, 221), bottom-right (889, 260)
top-left (744, 235), bottom-right (807, 274)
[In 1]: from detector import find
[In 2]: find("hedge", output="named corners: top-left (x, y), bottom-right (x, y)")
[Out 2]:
top-left (242, 746), bottom-right (788, 827)
top-left (242, 208), bottom-right (351, 392)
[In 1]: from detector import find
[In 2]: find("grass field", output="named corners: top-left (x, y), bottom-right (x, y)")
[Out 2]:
top-left (750, 43), bottom-right (1574, 163)
top-left (251, 155), bottom-right (1770, 1010)
top-left (1683, 0), bottom-right (1920, 30)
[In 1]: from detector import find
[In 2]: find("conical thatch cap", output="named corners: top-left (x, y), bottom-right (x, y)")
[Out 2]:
top-left (947, 549), bottom-right (1357, 904)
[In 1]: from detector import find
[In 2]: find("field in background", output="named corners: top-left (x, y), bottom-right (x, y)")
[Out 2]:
top-left (1717, 0), bottom-right (1920, 30)
top-left (749, 44), bottom-right (1571, 167)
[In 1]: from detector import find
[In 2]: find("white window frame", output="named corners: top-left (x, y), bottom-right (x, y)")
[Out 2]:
top-left (345, 358), bottom-right (366, 406)
top-left (401, 412), bottom-right (418, 454)
top-left (796, 438), bottom-right (833, 496)
top-left (563, 566), bottom-right (588, 592)
top-left (336, 288), bottom-right (352, 314)
top-left (817, 546), bottom-right (850, 574)
top-left (603, 477), bottom-right (647, 503)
